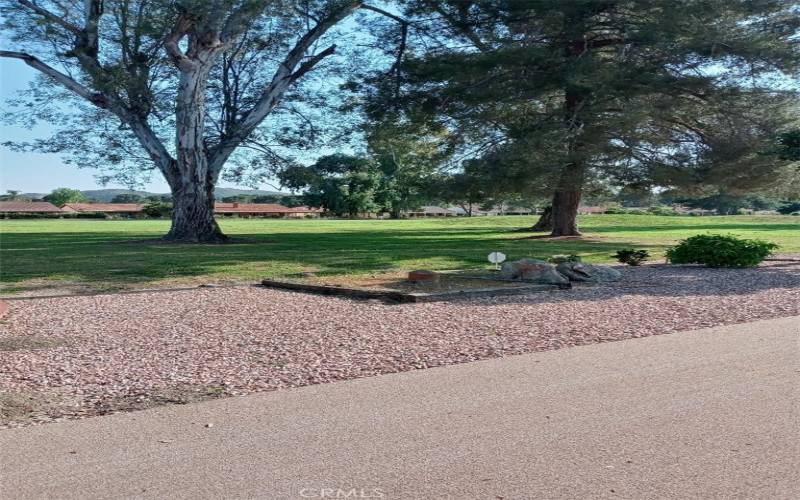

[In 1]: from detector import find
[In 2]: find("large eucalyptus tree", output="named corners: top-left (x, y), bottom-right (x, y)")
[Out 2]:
top-left (1, 0), bottom-right (398, 241)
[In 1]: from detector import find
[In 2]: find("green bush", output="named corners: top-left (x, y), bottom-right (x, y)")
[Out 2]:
top-left (776, 202), bottom-right (800, 215)
top-left (666, 234), bottom-right (778, 268)
top-left (613, 248), bottom-right (650, 266)
top-left (142, 201), bottom-right (172, 218)
top-left (602, 206), bottom-right (627, 214)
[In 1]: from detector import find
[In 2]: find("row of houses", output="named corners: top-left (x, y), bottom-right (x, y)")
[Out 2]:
top-left (405, 206), bottom-right (538, 217)
top-left (0, 201), bottom-right (323, 218)
top-left (5, 201), bottom-right (705, 218)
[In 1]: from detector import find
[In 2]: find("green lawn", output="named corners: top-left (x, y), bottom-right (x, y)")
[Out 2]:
top-left (0, 214), bottom-right (797, 295)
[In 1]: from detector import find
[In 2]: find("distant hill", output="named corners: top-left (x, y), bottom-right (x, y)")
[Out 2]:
top-left (14, 187), bottom-right (289, 202)
top-left (80, 189), bottom-right (156, 202)
top-left (79, 188), bottom-right (287, 202)
top-left (215, 188), bottom-right (288, 198)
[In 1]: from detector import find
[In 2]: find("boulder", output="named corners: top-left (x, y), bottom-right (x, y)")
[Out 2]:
top-left (556, 262), bottom-right (622, 282)
top-left (500, 259), bottom-right (570, 285)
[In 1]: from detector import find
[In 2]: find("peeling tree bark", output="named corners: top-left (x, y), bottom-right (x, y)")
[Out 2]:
top-left (165, 64), bottom-right (227, 242)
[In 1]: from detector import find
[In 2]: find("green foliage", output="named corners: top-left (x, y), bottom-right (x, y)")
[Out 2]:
top-left (676, 194), bottom-right (780, 215)
top-left (776, 202), bottom-right (800, 215)
top-left (141, 201), bottom-right (172, 218)
top-left (279, 154), bottom-right (381, 217)
top-left (778, 129), bottom-right (800, 161)
top-left (43, 188), bottom-right (88, 207)
top-left (367, 120), bottom-right (449, 218)
top-left (547, 254), bottom-right (582, 264)
top-left (603, 206), bottom-right (629, 214)
top-left (390, 0), bottom-right (800, 223)
top-left (220, 194), bottom-right (301, 206)
top-left (666, 235), bottom-right (778, 268)
top-left (613, 249), bottom-right (650, 266)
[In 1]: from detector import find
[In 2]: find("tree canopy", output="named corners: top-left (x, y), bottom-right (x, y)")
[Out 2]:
top-left (1, 0), bottom-right (403, 240)
top-left (43, 187), bottom-right (88, 207)
top-left (379, 0), bottom-right (800, 234)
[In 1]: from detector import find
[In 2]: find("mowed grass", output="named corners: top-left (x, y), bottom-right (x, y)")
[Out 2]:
top-left (0, 214), bottom-right (797, 295)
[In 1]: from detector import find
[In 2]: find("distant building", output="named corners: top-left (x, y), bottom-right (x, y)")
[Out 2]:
top-left (61, 203), bottom-right (145, 216)
top-left (0, 201), bottom-right (63, 216)
top-left (214, 203), bottom-right (321, 218)
top-left (404, 206), bottom-right (458, 217)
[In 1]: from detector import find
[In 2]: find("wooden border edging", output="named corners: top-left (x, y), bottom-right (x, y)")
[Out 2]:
top-left (260, 279), bottom-right (567, 303)
top-left (0, 299), bottom-right (8, 319)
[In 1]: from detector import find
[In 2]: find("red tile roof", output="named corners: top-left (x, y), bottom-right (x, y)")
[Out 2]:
top-left (214, 203), bottom-right (322, 214)
top-left (62, 203), bottom-right (144, 213)
top-left (0, 201), bottom-right (62, 213)
top-left (214, 203), bottom-right (293, 213)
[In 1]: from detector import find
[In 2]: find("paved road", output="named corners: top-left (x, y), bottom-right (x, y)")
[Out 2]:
top-left (2, 316), bottom-right (798, 500)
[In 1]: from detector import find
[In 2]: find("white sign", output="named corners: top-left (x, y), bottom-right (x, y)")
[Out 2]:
top-left (488, 251), bottom-right (507, 269)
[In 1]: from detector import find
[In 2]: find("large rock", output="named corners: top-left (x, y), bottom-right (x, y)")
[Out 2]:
top-left (500, 259), bottom-right (570, 285)
top-left (555, 262), bottom-right (622, 283)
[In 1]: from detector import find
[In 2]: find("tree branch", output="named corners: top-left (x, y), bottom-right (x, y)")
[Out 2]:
top-left (0, 50), bottom-right (107, 106)
top-left (164, 15), bottom-right (196, 71)
top-left (360, 4), bottom-right (406, 25)
top-left (207, 1), bottom-right (362, 173)
top-left (17, 0), bottom-right (81, 34)
top-left (290, 44), bottom-right (337, 82)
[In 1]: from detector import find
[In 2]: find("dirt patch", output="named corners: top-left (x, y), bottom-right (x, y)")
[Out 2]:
top-left (0, 391), bottom-right (66, 426)
top-left (100, 385), bottom-right (229, 414)
top-left (0, 279), bottom-right (107, 298)
top-left (0, 336), bottom-right (67, 351)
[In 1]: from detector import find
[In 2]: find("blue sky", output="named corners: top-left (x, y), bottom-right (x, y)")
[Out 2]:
top-left (0, 59), bottom-right (256, 194)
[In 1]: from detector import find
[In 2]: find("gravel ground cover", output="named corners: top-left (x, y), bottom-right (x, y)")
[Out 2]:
top-left (1, 259), bottom-right (798, 428)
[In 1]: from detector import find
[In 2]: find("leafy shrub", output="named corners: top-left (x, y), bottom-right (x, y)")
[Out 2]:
top-left (666, 234), bottom-right (778, 268)
top-left (142, 201), bottom-right (172, 218)
top-left (776, 202), bottom-right (800, 215)
top-left (548, 254), bottom-right (582, 264)
top-left (613, 249), bottom-right (650, 266)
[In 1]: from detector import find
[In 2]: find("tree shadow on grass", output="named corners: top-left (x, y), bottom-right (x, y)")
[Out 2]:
top-left (1, 228), bottom-right (662, 292)
top-left (584, 223), bottom-right (799, 234)
top-left (2, 226), bottom-right (798, 302)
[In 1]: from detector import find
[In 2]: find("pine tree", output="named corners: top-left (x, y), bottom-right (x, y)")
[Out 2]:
top-left (397, 0), bottom-right (799, 235)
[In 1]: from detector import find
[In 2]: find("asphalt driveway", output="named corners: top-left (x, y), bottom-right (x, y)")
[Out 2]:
top-left (1, 316), bottom-right (798, 499)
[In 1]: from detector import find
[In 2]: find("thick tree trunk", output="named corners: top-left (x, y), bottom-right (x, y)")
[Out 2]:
top-left (550, 185), bottom-right (582, 236)
top-left (165, 180), bottom-right (226, 243)
top-left (530, 205), bottom-right (553, 231)
top-left (163, 64), bottom-right (227, 243)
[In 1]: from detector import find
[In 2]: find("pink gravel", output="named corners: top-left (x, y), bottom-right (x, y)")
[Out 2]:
top-left (1, 260), bottom-right (799, 427)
